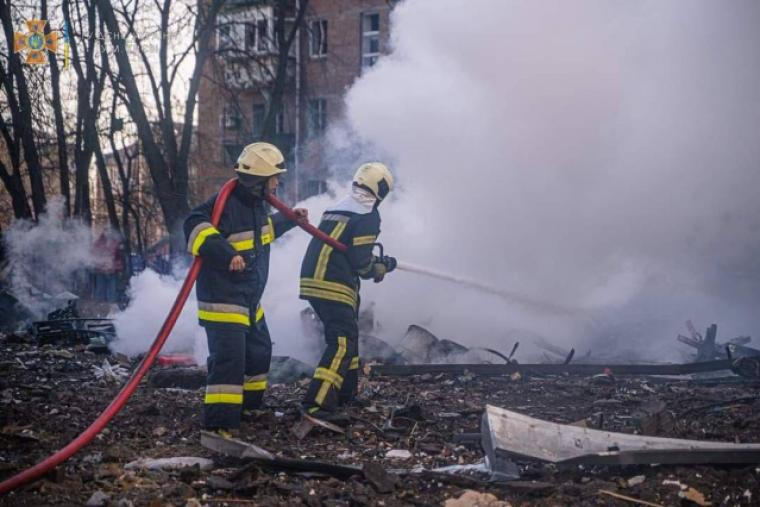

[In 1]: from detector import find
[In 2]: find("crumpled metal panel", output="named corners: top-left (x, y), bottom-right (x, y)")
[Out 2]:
top-left (482, 405), bottom-right (760, 466)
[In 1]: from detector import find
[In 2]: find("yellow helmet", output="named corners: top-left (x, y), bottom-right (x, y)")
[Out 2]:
top-left (353, 162), bottom-right (393, 200)
top-left (234, 142), bottom-right (287, 177)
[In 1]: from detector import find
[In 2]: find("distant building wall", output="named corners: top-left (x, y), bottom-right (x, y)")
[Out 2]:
top-left (196, 0), bottom-right (394, 204)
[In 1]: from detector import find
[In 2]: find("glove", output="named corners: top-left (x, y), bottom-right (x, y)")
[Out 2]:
top-left (381, 256), bottom-right (397, 273)
top-left (372, 262), bottom-right (387, 283)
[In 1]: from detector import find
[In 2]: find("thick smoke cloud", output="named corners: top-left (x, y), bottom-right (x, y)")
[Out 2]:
top-left (114, 0), bottom-right (760, 363)
top-left (337, 0), bottom-right (760, 359)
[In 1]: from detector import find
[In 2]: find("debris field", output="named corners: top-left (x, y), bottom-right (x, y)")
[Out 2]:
top-left (2, 333), bottom-right (760, 506)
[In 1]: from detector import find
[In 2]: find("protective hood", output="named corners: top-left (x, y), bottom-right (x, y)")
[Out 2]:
top-left (327, 186), bottom-right (377, 215)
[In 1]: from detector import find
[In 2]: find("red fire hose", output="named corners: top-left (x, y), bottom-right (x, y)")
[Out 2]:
top-left (265, 193), bottom-right (348, 253)
top-left (0, 180), bottom-right (354, 495)
top-left (0, 179), bottom-right (239, 495)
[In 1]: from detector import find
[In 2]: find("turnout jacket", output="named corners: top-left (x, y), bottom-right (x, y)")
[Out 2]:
top-left (299, 194), bottom-right (381, 309)
top-left (184, 184), bottom-right (296, 328)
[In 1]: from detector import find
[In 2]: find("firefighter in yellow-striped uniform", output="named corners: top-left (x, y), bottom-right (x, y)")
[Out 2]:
top-left (300, 162), bottom-right (397, 422)
top-left (184, 142), bottom-right (307, 435)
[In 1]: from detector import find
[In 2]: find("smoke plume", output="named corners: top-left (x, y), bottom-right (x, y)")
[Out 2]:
top-left (4, 198), bottom-right (106, 319)
top-left (331, 0), bottom-right (760, 359)
top-left (115, 0), bottom-right (760, 364)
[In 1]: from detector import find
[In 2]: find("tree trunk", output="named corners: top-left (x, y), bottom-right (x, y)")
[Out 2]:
top-left (0, 160), bottom-right (32, 219)
top-left (94, 141), bottom-right (120, 231)
top-left (0, 0), bottom-right (47, 218)
top-left (97, 0), bottom-right (187, 236)
top-left (261, 0), bottom-right (308, 141)
top-left (62, 0), bottom-right (93, 224)
top-left (43, 0), bottom-right (71, 217)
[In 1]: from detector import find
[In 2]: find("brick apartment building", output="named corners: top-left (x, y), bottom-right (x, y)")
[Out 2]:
top-left (196, 0), bottom-right (395, 203)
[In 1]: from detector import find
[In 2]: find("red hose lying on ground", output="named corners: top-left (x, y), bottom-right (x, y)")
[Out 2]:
top-left (0, 178), bottom-right (239, 495)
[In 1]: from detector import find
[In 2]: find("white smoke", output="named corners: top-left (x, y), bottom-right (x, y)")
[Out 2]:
top-left (4, 197), bottom-right (106, 319)
top-left (114, 0), bottom-right (760, 363)
top-left (110, 187), bottom-right (345, 365)
top-left (330, 0), bottom-right (760, 359)
top-left (109, 268), bottom-right (207, 361)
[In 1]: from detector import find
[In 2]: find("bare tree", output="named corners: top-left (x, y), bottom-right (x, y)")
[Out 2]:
top-left (42, 0), bottom-right (71, 217)
top-left (97, 0), bottom-right (226, 245)
top-left (0, 113), bottom-right (32, 220)
top-left (0, 0), bottom-right (48, 219)
top-left (61, 0), bottom-right (114, 225)
top-left (261, 0), bottom-right (308, 141)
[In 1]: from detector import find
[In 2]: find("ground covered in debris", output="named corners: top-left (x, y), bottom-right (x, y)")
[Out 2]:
top-left (2, 335), bottom-right (760, 506)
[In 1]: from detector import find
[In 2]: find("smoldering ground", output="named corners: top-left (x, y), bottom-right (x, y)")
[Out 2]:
top-left (114, 0), bottom-right (760, 363)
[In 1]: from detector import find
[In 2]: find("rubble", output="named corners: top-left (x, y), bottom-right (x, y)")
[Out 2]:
top-left (85, 490), bottom-right (110, 507)
top-left (598, 489), bottom-right (663, 507)
top-left (677, 321), bottom-right (760, 362)
top-left (385, 449), bottom-right (412, 460)
top-left (444, 490), bottom-right (512, 506)
top-left (92, 359), bottom-right (129, 383)
top-left (148, 366), bottom-right (206, 390)
top-left (362, 462), bottom-right (397, 493)
top-left (291, 412), bottom-right (345, 439)
top-left (372, 358), bottom-right (736, 377)
top-left (32, 318), bottom-right (115, 352)
top-left (3, 336), bottom-right (760, 505)
top-left (124, 457), bottom-right (214, 471)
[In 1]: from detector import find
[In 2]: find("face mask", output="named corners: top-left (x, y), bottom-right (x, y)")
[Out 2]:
top-left (238, 174), bottom-right (267, 197)
top-left (352, 185), bottom-right (378, 209)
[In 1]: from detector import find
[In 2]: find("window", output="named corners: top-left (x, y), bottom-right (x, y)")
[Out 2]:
top-left (256, 19), bottom-right (269, 52)
top-left (310, 19), bottom-right (327, 57)
top-left (223, 144), bottom-right (244, 166)
top-left (252, 104), bottom-right (266, 136)
top-left (307, 98), bottom-right (327, 136)
top-left (217, 23), bottom-right (236, 51)
top-left (361, 13), bottom-right (380, 69)
top-left (222, 104), bottom-right (241, 130)
top-left (245, 22), bottom-right (257, 51)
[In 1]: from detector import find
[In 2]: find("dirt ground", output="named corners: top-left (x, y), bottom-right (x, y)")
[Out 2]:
top-left (1, 335), bottom-right (760, 506)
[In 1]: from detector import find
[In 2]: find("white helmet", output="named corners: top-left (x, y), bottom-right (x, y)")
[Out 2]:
top-left (353, 162), bottom-right (393, 200)
top-left (234, 142), bottom-right (287, 177)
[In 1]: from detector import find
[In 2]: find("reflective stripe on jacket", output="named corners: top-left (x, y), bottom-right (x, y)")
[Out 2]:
top-left (184, 185), bottom-right (295, 327)
top-left (299, 206), bottom-right (381, 309)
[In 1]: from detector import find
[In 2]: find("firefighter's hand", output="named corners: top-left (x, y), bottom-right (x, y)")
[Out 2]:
top-left (372, 261), bottom-right (388, 283)
top-left (381, 256), bottom-right (397, 273)
top-left (229, 255), bottom-right (246, 272)
top-left (293, 208), bottom-right (309, 225)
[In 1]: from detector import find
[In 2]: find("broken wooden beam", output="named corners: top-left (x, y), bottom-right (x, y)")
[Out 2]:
top-left (371, 359), bottom-right (732, 377)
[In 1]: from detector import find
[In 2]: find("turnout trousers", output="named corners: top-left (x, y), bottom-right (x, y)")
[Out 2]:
top-left (303, 299), bottom-right (361, 413)
top-left (203, 304), bottom-right (271, 429)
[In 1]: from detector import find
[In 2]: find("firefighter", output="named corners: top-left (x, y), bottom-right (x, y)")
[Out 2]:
top-left (184, 142), bottom-right (307, 436)
top-left (299, 162), bottom-right (397, 422)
